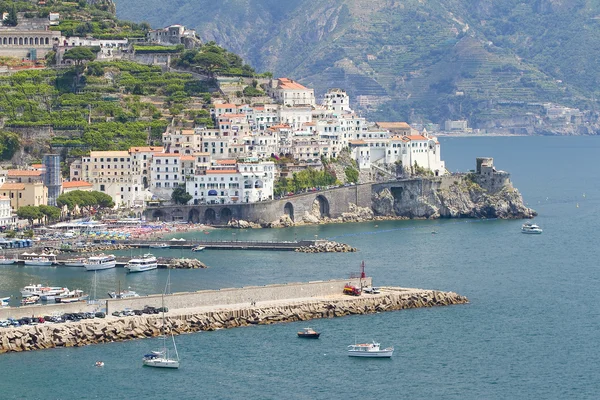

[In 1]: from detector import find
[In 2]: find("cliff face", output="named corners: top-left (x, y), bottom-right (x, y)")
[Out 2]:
top-left (372, 175), bottom-right (536, 220)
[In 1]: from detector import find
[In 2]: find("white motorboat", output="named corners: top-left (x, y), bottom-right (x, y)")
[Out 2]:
top-left (108, 289), bottom-right (140, 299)
top-left (55, 289), bottom-right (89, 303)
top-left (522, 223), bottom-right (543, 234)
top-left (39, 287), bottom-right (70, 302)
top-left (149, 243), bottom-right (169, 249)
top-left (20, 284), bottom-right (68, 297)
top-left (191, 246), bottom-right (205, 252)
top-left (21, 296), bottom-right (39, 305)
top-left (347, 341), bottom-right (394, 358)
top-left (0, 257), bottom-right (16, 265)
top-left (143, 271), bottom-right (179, 369)
top-left (85, 254), bottom-right (116, 271)
top-left (0, 296), bottom-right (9, 307)
top-left (126, 254), bottom-right (158, 273)
top-left (62, 258), bottom-right (87, 267)
top-left (23, 253), bottom-right (56, 266)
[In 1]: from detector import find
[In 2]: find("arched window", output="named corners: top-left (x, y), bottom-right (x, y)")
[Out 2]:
top-left (19, 37), bottom-right (23, 45)
top-left (34, 38), bottom-right (39, 45)
top-left (2, 38), bottom-right (6, 45)
top-left (8, 38), bottom-right (12, 45)
top-left (24, 38), bottom-right (28, 45)
top-left (45, 37), bottom-right (49, 45)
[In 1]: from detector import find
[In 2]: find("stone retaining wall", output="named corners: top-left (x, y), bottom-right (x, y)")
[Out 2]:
top-left (0, 288), bottom-right (468, 353)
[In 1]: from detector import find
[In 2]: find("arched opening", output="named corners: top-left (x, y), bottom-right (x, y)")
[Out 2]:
top-left (284, 202), bottom-right (294, 221)
top-left (8, 38), bottom-right (12, 45)
top-left (2, 38), bottom-right (6, 45)
top-left (314, 195), bottom-right (330, 218)
top-left (188, 208), bottom-right (200, 223)
top-left (171, 208), bottom-right (183, 221)
top-left (34, 38), bottom-right (38, 45)
top-left (45, 37), bottom-right (49, 45)
top-left (142, 176), bottom-right (148, 188)
top-left (29, 37), bottom-right (33, 45)
top-left (18, 38), bottom-right (22, 45)
top-left (152, 210), bottom-right (165, 221)
top-left (220, 207), bottom-right (232, 224)
top-left (244, 179), bottom-right (252, 189)
top-left (204, 208), bottom-right (216, 225)
top-left (136, 212), bottom-right (142, 219)
top-left (254, 179), bottom-right (264, 189)
top-left (24, 38), bottom-right (28, 45)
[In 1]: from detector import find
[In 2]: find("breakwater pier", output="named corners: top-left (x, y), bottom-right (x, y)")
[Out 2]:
top-left (0, 278), bottom-right (468, 353)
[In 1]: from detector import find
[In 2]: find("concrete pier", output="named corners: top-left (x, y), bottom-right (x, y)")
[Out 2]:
top-left (0, 278), bottom-right (469, 353)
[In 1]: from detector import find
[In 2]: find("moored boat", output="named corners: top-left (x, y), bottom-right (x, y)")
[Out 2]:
top-left (297, 327), bottom-right (320, 338)
top-left (55, 289), bottom-right (89, 303)
top-left (0, 296), bottom-right (10, 307)
top-left (126, 254), bottom-right (158, 273)
top-left (149, 243), bottom-right (169, 249)
top-left (39, 287), bottom-right (70, 302)
top-left (347, 341), bottom-right (394, 358)
top-left (522, 223), bottom-right (542, 234)
top-left (0, 257), bottom-right (16, 265)
top-left (22, 253), bottom-right (56, 266)
top-left (191, 246), bottom-right (205, 252)
top-left (62, 258), bottom-right (87, 267)
top-left (108, 289), bottom-right (140, 299)
top-left (21, 296), bottom-right (40, 306)
top-left (85, 254), bottom-right (116, 271)
top-left (20, 284), bottom-right (68, 298)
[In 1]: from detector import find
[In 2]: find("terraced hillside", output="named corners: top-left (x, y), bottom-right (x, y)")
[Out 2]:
top-left (115, 0), bottom-right (600, 128)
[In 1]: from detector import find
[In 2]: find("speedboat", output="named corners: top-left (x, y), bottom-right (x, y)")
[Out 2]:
top-left (125, 254), bottom-right (158, 273)
top-left (522, 223), bottom-right (543, 234)
top-left (347, 341), bottom-right (394, 358)
top-left (149, 243), bottom-right (169, 249)
top-left (0, 296), bottom-right (10, 307)
top-left (297, 327), bottom-right (320, 338)
top-left (191, 246), bottom-right (205, 252)
top-left (21, 296), bottom-right (40, 306)
top-left (85, 254), bottom-right (116, 271)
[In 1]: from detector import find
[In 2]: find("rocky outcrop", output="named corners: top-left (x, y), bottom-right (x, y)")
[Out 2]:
top-left (227, 219), bottom-right (261, 229)
top-left (372, 176), bottom-right (536, 219)
top-left (0, 289), bottom-right (468, 353)
top-left (295, 241), bottom-right (357, 253)
top-left (168, 258), bottom-right (207, 269)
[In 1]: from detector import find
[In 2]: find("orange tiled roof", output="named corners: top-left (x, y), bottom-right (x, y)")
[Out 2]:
top-left (7, 170), bottom-right (42, 177)
top-left (376, 122), bottom-right (411, 129)
top-left (0, 183), bottom-right (25, 190)
top-left (214, 103), bottom-right (237, 109)
top-left (180, 155), bottom-right (195, 161)
top-left (216, 159), bottom-right (236, 165)
top-left (62, 181), bottom-right (93, 188)
top-left (349, 140), bottom-right (367, 145)
top-left (31, 164), bottom-right (43, 169)
top-left (278, 78), bottom-right (309, 90)
top-left (405, 135), bottom-right (429, 141)
top-left (129, 146), bottom-right (164, 153)
top-left (206, 169), bottom-right (237, 174)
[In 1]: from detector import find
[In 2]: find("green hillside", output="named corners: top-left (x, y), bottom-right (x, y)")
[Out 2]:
top-left (114, 0), bottom-right (600, 126)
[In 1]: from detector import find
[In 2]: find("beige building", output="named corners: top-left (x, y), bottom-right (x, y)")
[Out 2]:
top-left (0, 182), bottom-right (48, 210)
top-left (6, 170), bottom-right (43, 184)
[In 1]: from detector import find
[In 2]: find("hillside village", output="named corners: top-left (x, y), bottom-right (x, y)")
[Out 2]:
top-left (0, 1), bottom-right (445, 226)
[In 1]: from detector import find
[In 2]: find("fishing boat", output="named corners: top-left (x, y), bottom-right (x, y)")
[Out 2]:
top-left (522, 223), bottom-right (543, 234)
top-left (55, 289), bottom-right (89, 303)
top-left (85, 254), bottom-right (116, 271)
top-left (0, 256), bottom-right (16, 265)
top-left (347, 341), bottom-right (394, 358)
top-left (0, 296), bottom-right (10, 307)
top-left (62, 258), bottom-right (87, 267)
top-left (126, 254), bottom-right (158, 273)
top-left (149, 243), bottom-right (169, 249)
top-left (143, 271), bottom-right (180, 369)
top-left (191, 246), bottom-right (205, 252)
top-left (297, 327), bottom-right (321, 338)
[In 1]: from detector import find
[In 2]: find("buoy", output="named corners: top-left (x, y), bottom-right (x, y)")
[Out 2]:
top-left (95, 361), bottom-right (104, 367)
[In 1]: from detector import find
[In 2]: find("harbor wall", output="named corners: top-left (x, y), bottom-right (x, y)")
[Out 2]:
top-left (0, 288), bottom-right (469, 353)
top-left (105, 278), bottom-right (370, 313)
top-left (0, 302), bottom-right (103, 320)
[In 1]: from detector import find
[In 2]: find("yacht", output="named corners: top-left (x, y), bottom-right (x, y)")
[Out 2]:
top-left (62, 258), bottom-right (87, 267)
top-left (20, 284), bottom-right (68, 297)
top-left (22, 253), bottom-right (56, 266)
top-left (0, 256), bottom-right (16, 265)
top-left (191, 246), bottom-right (205, 252)
top-left (347, 341), bottom-right (394, 358)
top-left (522, 223), bottom-right (543, 234)
top-left (39, 287), bottom-right (70, 302)
top-left (85, 254), bottom-right (117, 271)
top-left (55, 289), bottom-right (89, 303)
top-left (126, 254), bottom-right (158, 273)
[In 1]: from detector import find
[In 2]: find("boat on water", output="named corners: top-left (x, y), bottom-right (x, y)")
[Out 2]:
top-left (0, 296), bottom-right (10, 307)
top-left (126, 254), bottom-right (158, 273)
top-left (297, 327), bottom-right (320, 338)
top-left (347, 341), bottom-right (394, 358)
top-left (0, 257), bottom-right (16, 265)
top-left (522, 223), bottom-right (543, 234)
top-left (55, 289), bottom-right (89, 303)
top-left (62, 258), bottom-right (87, 267)
top-left (191, 246), bottom-right (205, 252)
top-left (20, 284), bottom-right (68, 297)
top-left (143, 271), bottom-right (180, 369)
top-left (85, 254), bottom-right (116, 271)
top-left (108, 289), bottom-right (140, 299)
top-left (22, 253), bottom-right (56, 266)
top-left (21, 296), bottom-right (39, 305)
top-left (39, 287), bottom-right (70, 302)
top-left (149, 243), bottom-right (169, 249)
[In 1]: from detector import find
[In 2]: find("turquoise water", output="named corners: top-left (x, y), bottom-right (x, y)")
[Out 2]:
top-left (2, 136), bottom-right (600, 399)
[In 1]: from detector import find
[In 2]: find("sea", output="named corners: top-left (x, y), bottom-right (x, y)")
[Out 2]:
top-left (1, 136), bottom-right (599, 399)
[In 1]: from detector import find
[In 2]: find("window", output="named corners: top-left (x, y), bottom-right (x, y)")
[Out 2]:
top-left (100, 185), bottom-right (105, 191)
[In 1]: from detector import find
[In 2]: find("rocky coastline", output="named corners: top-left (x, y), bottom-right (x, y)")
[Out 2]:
top-left (0, 289), bottom-right (468, 353)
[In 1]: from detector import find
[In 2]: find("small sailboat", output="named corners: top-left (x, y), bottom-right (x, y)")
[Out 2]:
top-left (143, 271), bottom-right (180, 369)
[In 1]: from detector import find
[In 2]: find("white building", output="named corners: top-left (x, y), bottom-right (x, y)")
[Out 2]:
top-left (148, 24), bottom-right (197, 46)
top-left (271, 78), bottom-right (315, 107)
top-left (0, 195), bottom-right (15, 228)
top-left (150, 153), bottom-right (184, 198)
top-left (186, 160), bottom-right (275, 205)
